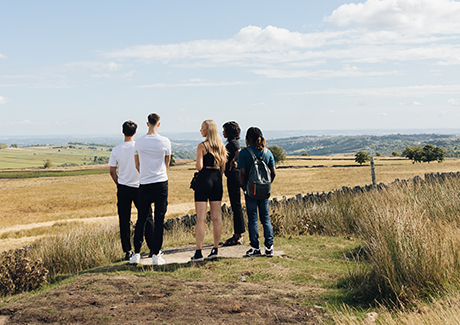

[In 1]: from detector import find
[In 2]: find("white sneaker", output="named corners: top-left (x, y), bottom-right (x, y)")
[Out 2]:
top-left (152, 254), bottom-right (165, 265)
top-left (129, 253), bottom-right (140, 264)
top-left (265, 245), bottom-right (274, 257)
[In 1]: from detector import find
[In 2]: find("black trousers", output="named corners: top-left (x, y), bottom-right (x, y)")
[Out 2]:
top-left (226, 169), bottom-right (245, 234)
top-left (134, 181), bottom-right (168, 255)
top-left (117, 184), bottom-right (154, 253)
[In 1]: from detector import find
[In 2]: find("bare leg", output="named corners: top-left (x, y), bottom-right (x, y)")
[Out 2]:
top-left (195, 201), bottom-right (208, 250)
top-left (209, 201), bottom-right (222, 248)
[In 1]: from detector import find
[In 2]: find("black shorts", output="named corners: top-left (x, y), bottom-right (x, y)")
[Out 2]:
top-left (194, 168), bottom-right (223, 202)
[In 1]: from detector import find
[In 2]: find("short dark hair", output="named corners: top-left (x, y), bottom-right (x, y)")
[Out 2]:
top-left (148, 113), bottom-right (160, 126)
top-left (223, 121), bottom-right (241, 140)
top-left (122, 120), bottom-right (137, 137)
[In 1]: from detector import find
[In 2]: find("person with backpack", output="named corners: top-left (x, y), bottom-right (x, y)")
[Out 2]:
top-left (238, 127), bottom-right (276, 257)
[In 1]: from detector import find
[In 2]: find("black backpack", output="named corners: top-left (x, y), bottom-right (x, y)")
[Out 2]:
top-left (246, 147), bottom-right (271, 200)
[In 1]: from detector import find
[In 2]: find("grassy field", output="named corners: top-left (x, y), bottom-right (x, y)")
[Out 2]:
top-left (3, 174), bottom-right (460, 323)
top-left (0, 144), bottom-right (112, 169)
top-left (1, 155), bottom-right (460, 253)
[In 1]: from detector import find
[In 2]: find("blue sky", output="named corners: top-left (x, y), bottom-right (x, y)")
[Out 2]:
top-left (1, 0), bottom-right (460, 137)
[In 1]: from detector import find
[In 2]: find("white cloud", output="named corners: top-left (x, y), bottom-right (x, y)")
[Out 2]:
top-left (399, 101), bottom-right (422, 106)
top-left (325, 0), bottom-right (460, 35)
top-left (448, 99), bottom-right (460, 106)
top-left (137, 81), bottom-right (251, 88)
top-left (251, 102), bottom-right (265, 107)
top-left (10, 120), bottom-right (46, 126)
top-left (101, 21), bottom-right (460, 74)
top-left (61, 61), bottom-right (120, 72)
top-left (0, 53), bottom-right (7, 59)
top-left (252, 65), bottom-right (400, 79)
top-left (0, 96), bottom-right (10, 105)
top-left (286, 84), bottom-right (460, 97)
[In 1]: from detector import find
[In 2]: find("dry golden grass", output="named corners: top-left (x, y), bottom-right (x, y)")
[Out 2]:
top-left (272, 156), bottom-right (460, 198)
top-left (334, 297), bottom-right (460, 324)
top-left (2, 156), bottom-right (460, 251)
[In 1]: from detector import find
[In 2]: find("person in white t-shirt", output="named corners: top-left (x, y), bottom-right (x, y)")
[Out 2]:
top-left (108, 121), bottom-right (155, 261)
top-left (131, 113), bottom-right (171, 266)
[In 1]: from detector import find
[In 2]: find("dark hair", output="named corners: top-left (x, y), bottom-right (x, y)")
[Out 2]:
top-left (222, 121), bottom-right (241, 141)
top-left (148, 113), bottom-right (160, 126)
top-left (122, 120), bottom-right (137, 137)
top-left (245, 127), bottom-right (266, 150)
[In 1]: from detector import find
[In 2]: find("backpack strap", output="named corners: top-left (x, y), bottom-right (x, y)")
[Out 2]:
top-left (247, 146), bottom-right (266, 162)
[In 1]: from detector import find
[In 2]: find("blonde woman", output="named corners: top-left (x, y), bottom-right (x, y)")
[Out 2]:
top-left (191, 120), bottom-right (227, 261)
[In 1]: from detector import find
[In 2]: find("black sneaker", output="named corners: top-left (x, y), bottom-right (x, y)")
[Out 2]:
top-left (125, 251), bottom-right (133, 261)
top-left (190, 250), bottom-right (204, 262)
top-left (244, 247), bottom-right (262, 257)
top-left (206, 247), bottom-right (218, 260)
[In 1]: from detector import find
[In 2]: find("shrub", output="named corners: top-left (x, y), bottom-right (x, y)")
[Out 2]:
top-left (43, 159), bottom-right (52, 169)
top-left (355, 151), bottom-right (370, 165)
top-left (0, 248), bottom-right (49, 296)
top-left (267, 145), bottom-right (286, 163)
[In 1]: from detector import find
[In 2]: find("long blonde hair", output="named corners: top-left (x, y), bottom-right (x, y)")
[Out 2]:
top-left (202, 120), bottom-right (227, 168)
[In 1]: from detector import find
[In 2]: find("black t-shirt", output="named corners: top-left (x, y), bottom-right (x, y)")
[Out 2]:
top-left (225, 139), bottom-right (240, 175)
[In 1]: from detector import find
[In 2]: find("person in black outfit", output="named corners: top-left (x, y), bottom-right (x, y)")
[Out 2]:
top-left (191, 120), bottom-right (227, 261)
top-left (222, 121), bottom-right (245, 246)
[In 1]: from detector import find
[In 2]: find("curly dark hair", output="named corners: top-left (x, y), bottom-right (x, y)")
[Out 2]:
top-left (222, 121), bottom-right (241, 141)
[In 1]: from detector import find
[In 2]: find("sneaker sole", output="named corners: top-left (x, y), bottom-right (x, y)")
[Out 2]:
top-left (205, 255), bottom-right (218, 260)
top-left (191, 257), bottom-right (204, 262)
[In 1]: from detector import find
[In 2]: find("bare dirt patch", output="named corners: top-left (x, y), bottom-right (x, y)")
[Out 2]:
top-left (0, 273), bottom-right (329, 324)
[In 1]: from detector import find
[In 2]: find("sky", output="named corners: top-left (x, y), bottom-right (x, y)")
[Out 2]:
top-left (1, 0), bottom-right (460, 137)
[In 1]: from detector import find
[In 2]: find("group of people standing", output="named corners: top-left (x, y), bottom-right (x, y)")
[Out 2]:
top-left (109, 113), bottom-right (276, 265)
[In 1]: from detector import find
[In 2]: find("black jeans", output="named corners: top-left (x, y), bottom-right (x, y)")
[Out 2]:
top-left (226, 169), bottom-right (245, 234)
top-left (117, 184), bottom-right (154, 253)
top-left (134, 181), bottom-right (168, 255)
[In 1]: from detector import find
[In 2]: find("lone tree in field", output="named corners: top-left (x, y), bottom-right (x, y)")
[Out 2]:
top-left (391, 151), bottom-right (400, 157)
top-left (355, 151), bottom-right (370, 165)
top-left (422, 144), bottom-right (445, 163)
top-left (268, 145), bottom-right (286, 164)
top-left (402, 144), bottom-right (445, 163)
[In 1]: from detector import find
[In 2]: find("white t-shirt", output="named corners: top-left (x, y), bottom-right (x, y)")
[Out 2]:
top-left (108, 141), bottom-right (140, 188)
top-left (134, 134), bottom-right (171, 184)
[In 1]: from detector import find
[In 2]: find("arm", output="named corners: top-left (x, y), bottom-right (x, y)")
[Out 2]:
top-left (165, 155), bottom-right (171, 169)
top-left (134, 154), bottom-right (140, 173)
top-left (239, 168), bottom-right (247, 187)
top-left (195, 143), bottom-right (205, 171)
top-left (269, 166), bottom-right (276, 183)
top-left (220, 161), bottom-right (225, 176)
top-left (230, 149), bottom-right (239, 170)
top-left (109, 166), bottom-right (118, 185)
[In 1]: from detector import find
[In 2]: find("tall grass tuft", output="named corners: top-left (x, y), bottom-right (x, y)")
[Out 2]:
top-left (30, 222), bottom-right (120, 277)
top-left (270, 178), bottom-right (460, 305)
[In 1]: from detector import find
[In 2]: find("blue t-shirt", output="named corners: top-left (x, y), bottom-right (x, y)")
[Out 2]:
top-left (237, 145), bottom-right (275, 191)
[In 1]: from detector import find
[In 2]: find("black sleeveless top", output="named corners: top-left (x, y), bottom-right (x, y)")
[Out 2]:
top-left (202, 142), bottom-right (216, 168)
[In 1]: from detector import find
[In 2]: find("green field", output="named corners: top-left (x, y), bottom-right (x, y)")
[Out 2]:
top-left (0, 145), bottom-right (112, 169)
